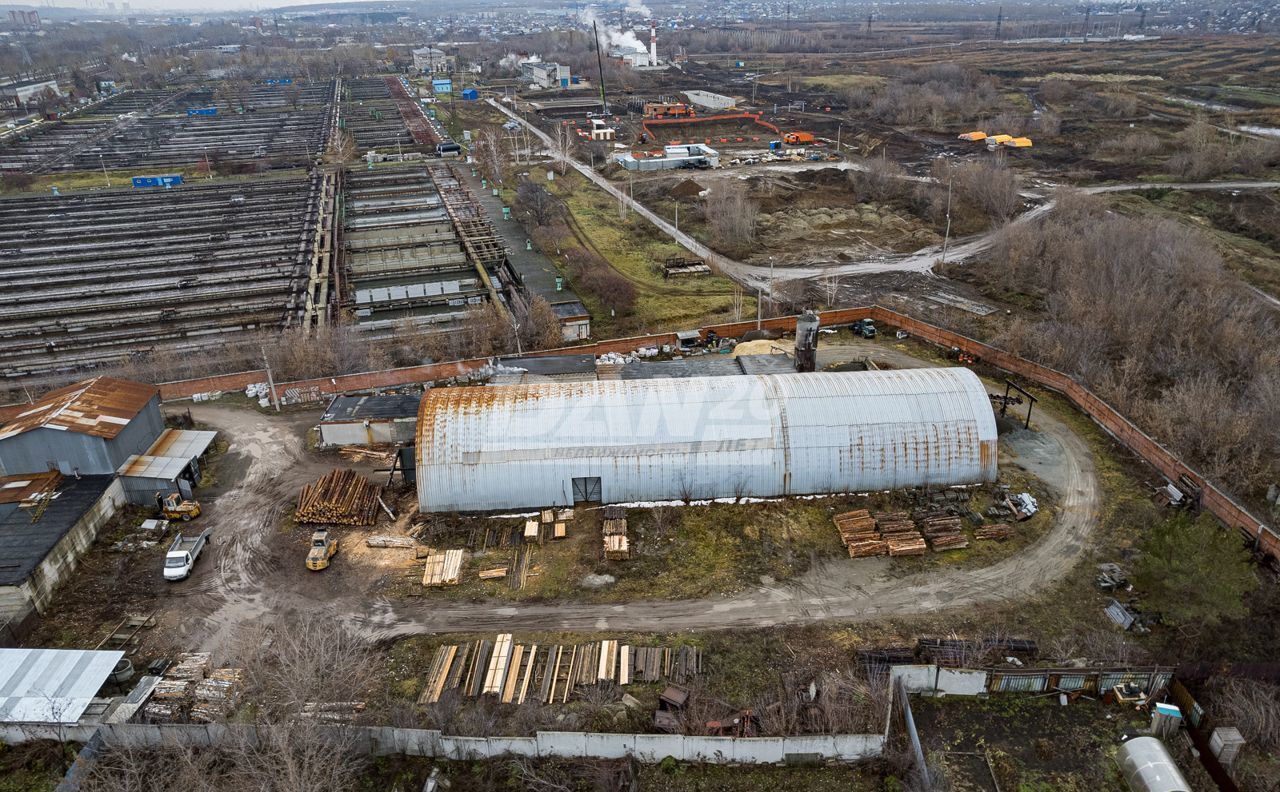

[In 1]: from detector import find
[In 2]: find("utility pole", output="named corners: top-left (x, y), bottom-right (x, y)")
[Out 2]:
top-left (260, 345), bottom-right (280, 412)
top-left (674, 202), bottom-right (679, 231)
top-left (99, 153), bottom-right (109, 187)
top-left (940, 174), bottom-right (953, 264)
top-left (996, 6), bottom-right (1003, 39)
top-left (836, 122), bottom-right (842, 154)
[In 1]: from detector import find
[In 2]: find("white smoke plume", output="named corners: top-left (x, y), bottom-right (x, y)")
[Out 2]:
top-left (626, 0), bottom-right (652, 17)
top-left (499, 52), bottom-right (541, 69)
top-left (578, 7), bottom-right (646, 53)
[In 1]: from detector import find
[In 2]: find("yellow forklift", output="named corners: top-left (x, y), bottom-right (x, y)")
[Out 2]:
top-left (158, 492), bottom-right (201, 522)
top-left (306, 529), bottom-right (338, 571)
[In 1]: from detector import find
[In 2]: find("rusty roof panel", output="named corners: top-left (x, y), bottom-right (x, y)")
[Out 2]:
top-left (0, 471), bottom-right (62, 505)
top-left (0, 377), bottom-right (157, 442)
top-left (417, 368), bottom-right (998, 512)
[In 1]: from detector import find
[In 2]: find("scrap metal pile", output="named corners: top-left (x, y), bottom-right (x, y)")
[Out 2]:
top-left (419, 634), bottom-right (703, 706)
top-left (296, 468), bottom-right (380, 525)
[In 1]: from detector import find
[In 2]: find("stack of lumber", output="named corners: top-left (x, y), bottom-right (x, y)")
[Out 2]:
top-left (834, 509), bottom-right (878, 547)
top-left (524, 520), bottom-right (539, 541)
top-left (418, 636), bottom-right (703, 706)
top-left (296, 469), bottom-right (379, 526)
top-left (365, 535), bottom-right (415, 549)
top-left (604, 534), bottom-right (630, 560)
top-left (875, 511), bottom-right (927, 556)
top-left (919, 515), bottom-right (969, 550)
top-left (142, 652), bottom-right (211, 722)
top-left (190, 668), bottom-right (245, 723)
top-left (975, 524), bottom-right (1012, 541)
top-left (603, 506), bottom-right (628, 559)
top-left (422, 548), bottom-right (464, 586)
top-left (478, 567), bottom-right (508, 580)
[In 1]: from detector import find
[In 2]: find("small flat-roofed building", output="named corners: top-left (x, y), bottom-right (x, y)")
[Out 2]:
top-left (318, 394), bottom-right (422, 447)
top-left (0, 647), bottom-right (125, 725)
top-left (115, 428), bottom-right (216, 505)
top-left (0, 474), bottom-right (123, 623)
top-left (0, 377), bottom-right (162, 478)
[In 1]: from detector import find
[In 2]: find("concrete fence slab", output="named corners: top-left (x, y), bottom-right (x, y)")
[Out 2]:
top-left (937, 669), bottom-right (988, 696)
top-left (891, 664), bottom-right (938, 693)
top-left (486, 736), bottom-right (538, 758)
top-left (631, 733), bottom-right (687, 762)
top-left (583, 731), bottom-right (634, 759)
top-left (439, 735), bottom-right (491, 760)
top-left (536, 730), bottom-right (588, 758)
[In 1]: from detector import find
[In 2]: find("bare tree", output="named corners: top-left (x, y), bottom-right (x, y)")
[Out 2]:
top-left (818, 273), bottom-right (842, 308)
top-left (703, 183), bottom-right (759, 252)
top-left (520, 296), bottom-right (565, 350)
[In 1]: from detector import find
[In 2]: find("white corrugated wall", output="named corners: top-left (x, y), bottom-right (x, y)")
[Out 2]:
top-left (417, 369), bottom-right (997, 512)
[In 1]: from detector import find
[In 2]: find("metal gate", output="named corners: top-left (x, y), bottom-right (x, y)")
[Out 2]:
top-left (571, 477), bottom-right (602, 504)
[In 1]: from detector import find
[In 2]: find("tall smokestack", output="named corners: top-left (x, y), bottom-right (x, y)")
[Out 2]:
top-left (650, 19), bottom-right (657, 64)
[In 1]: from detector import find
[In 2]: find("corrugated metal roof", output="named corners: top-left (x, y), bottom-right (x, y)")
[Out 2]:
top-left (144, 429), bottom-right (217, 461)
top-left (116, 454), bottom-right (189, 481)
top-left (321, 394), bottom-right (422, 423)
top-left (418, 368), bottom-right (998, 512)
top-left (0, 647), bottom-right (124, 724)
top-left (0, 377), bottom-right (157, 442)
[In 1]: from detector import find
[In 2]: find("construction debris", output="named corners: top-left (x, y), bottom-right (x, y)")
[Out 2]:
top-left (419, 636), bottom-right (703, 705)
top-left (299, 701), bottom-right (367, 724)
top-left (337, 446), bottom-right (395, 465)
top-left (365, 535), bottom-right (416, 548)
top-left (296, 469), bottom-right (380, 526)
top-left (422, 548), bottom-right (464, 586)
top-left (604, 534), bottom-right (630, 560)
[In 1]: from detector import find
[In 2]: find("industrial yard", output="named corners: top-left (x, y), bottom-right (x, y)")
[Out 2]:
top-left (0, 4), bottom-right (1277, 791)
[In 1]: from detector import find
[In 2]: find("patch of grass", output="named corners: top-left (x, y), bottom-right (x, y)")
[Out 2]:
top-left (0, 741), bottom-right (77, 792)
top-left (797, 73), bottom-right (886, 91)
top-left (547, 168), bottom-right (755, 336)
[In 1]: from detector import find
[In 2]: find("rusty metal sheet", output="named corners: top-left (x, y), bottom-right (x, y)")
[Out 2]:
top-left (417, 368), bottom-right (997, 512)
top-left (0, 377), bottom-right (157, 441)
top-left (0, 471), bottom-right (62, 505)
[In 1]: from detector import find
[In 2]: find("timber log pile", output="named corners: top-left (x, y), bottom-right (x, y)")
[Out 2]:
top-left (297, 468), bottom-right (380, 526)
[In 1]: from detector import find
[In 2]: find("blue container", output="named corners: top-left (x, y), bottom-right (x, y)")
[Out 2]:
top-left (461, 88), bottom-right (478, 100)
top-left (186, 107), bottom-right (217, 116)
top-left (432, 79), bottom-right (452, 94)
top-left (132, 174), bottom-right (184, 189)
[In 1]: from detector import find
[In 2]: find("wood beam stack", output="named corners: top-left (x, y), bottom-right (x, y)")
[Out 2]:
top-left (296, 468), bottom-right (380, 525)
top-left (834, 509), bottom-right (885, 557)
top-left (919, 515), bottom-right (969, 551)
top-left (603, 506), bottom-right (629, 560)
top-left (422, 548), bottom-right (464, 586)
top-left (418, 636), bottom-right (703, 706)
top-left (975, 524), bottom-right (1013, 541)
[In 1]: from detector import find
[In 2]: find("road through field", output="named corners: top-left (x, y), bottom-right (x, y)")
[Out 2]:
top-left (488, 98), bottom-right (1280, 300)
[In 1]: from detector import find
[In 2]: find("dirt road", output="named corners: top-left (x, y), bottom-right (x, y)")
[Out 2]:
top-left (153, 405), bottom-right (378, 657)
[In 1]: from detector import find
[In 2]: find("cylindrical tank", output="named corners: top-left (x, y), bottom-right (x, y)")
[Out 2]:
top-left (1116, 736), bottom-right (1191, 792)
top-left (794, 310), bottom-right (819, 372)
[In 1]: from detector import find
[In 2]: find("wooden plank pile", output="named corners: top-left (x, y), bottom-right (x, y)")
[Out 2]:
top-left (603, 506), bottom-right (629, 560)
top-left (296, 469), bottom-right (380, 526)
top-left (418, 635), bottom-right (703, 706)
top-left (338, 446), bottom-right (395, 465)
top-left (422, 548), bottom-right (464, 586)
top-left (876, 511), bottom-right (927, 556)
top-left (190, 668), bottom-right (245, 723)
top-left (918, 515), bottom-right (969, 551)
top-left (142, 652), bottom-right (211, 722)
top-left (975, 524), bottom-right (1013, 541)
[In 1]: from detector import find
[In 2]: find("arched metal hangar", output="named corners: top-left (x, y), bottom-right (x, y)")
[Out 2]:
top-left (416, 368), bottom-right (998, 512)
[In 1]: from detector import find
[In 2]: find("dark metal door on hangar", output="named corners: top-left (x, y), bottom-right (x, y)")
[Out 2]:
top-left (571, 476), bottom-right (602, 504)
